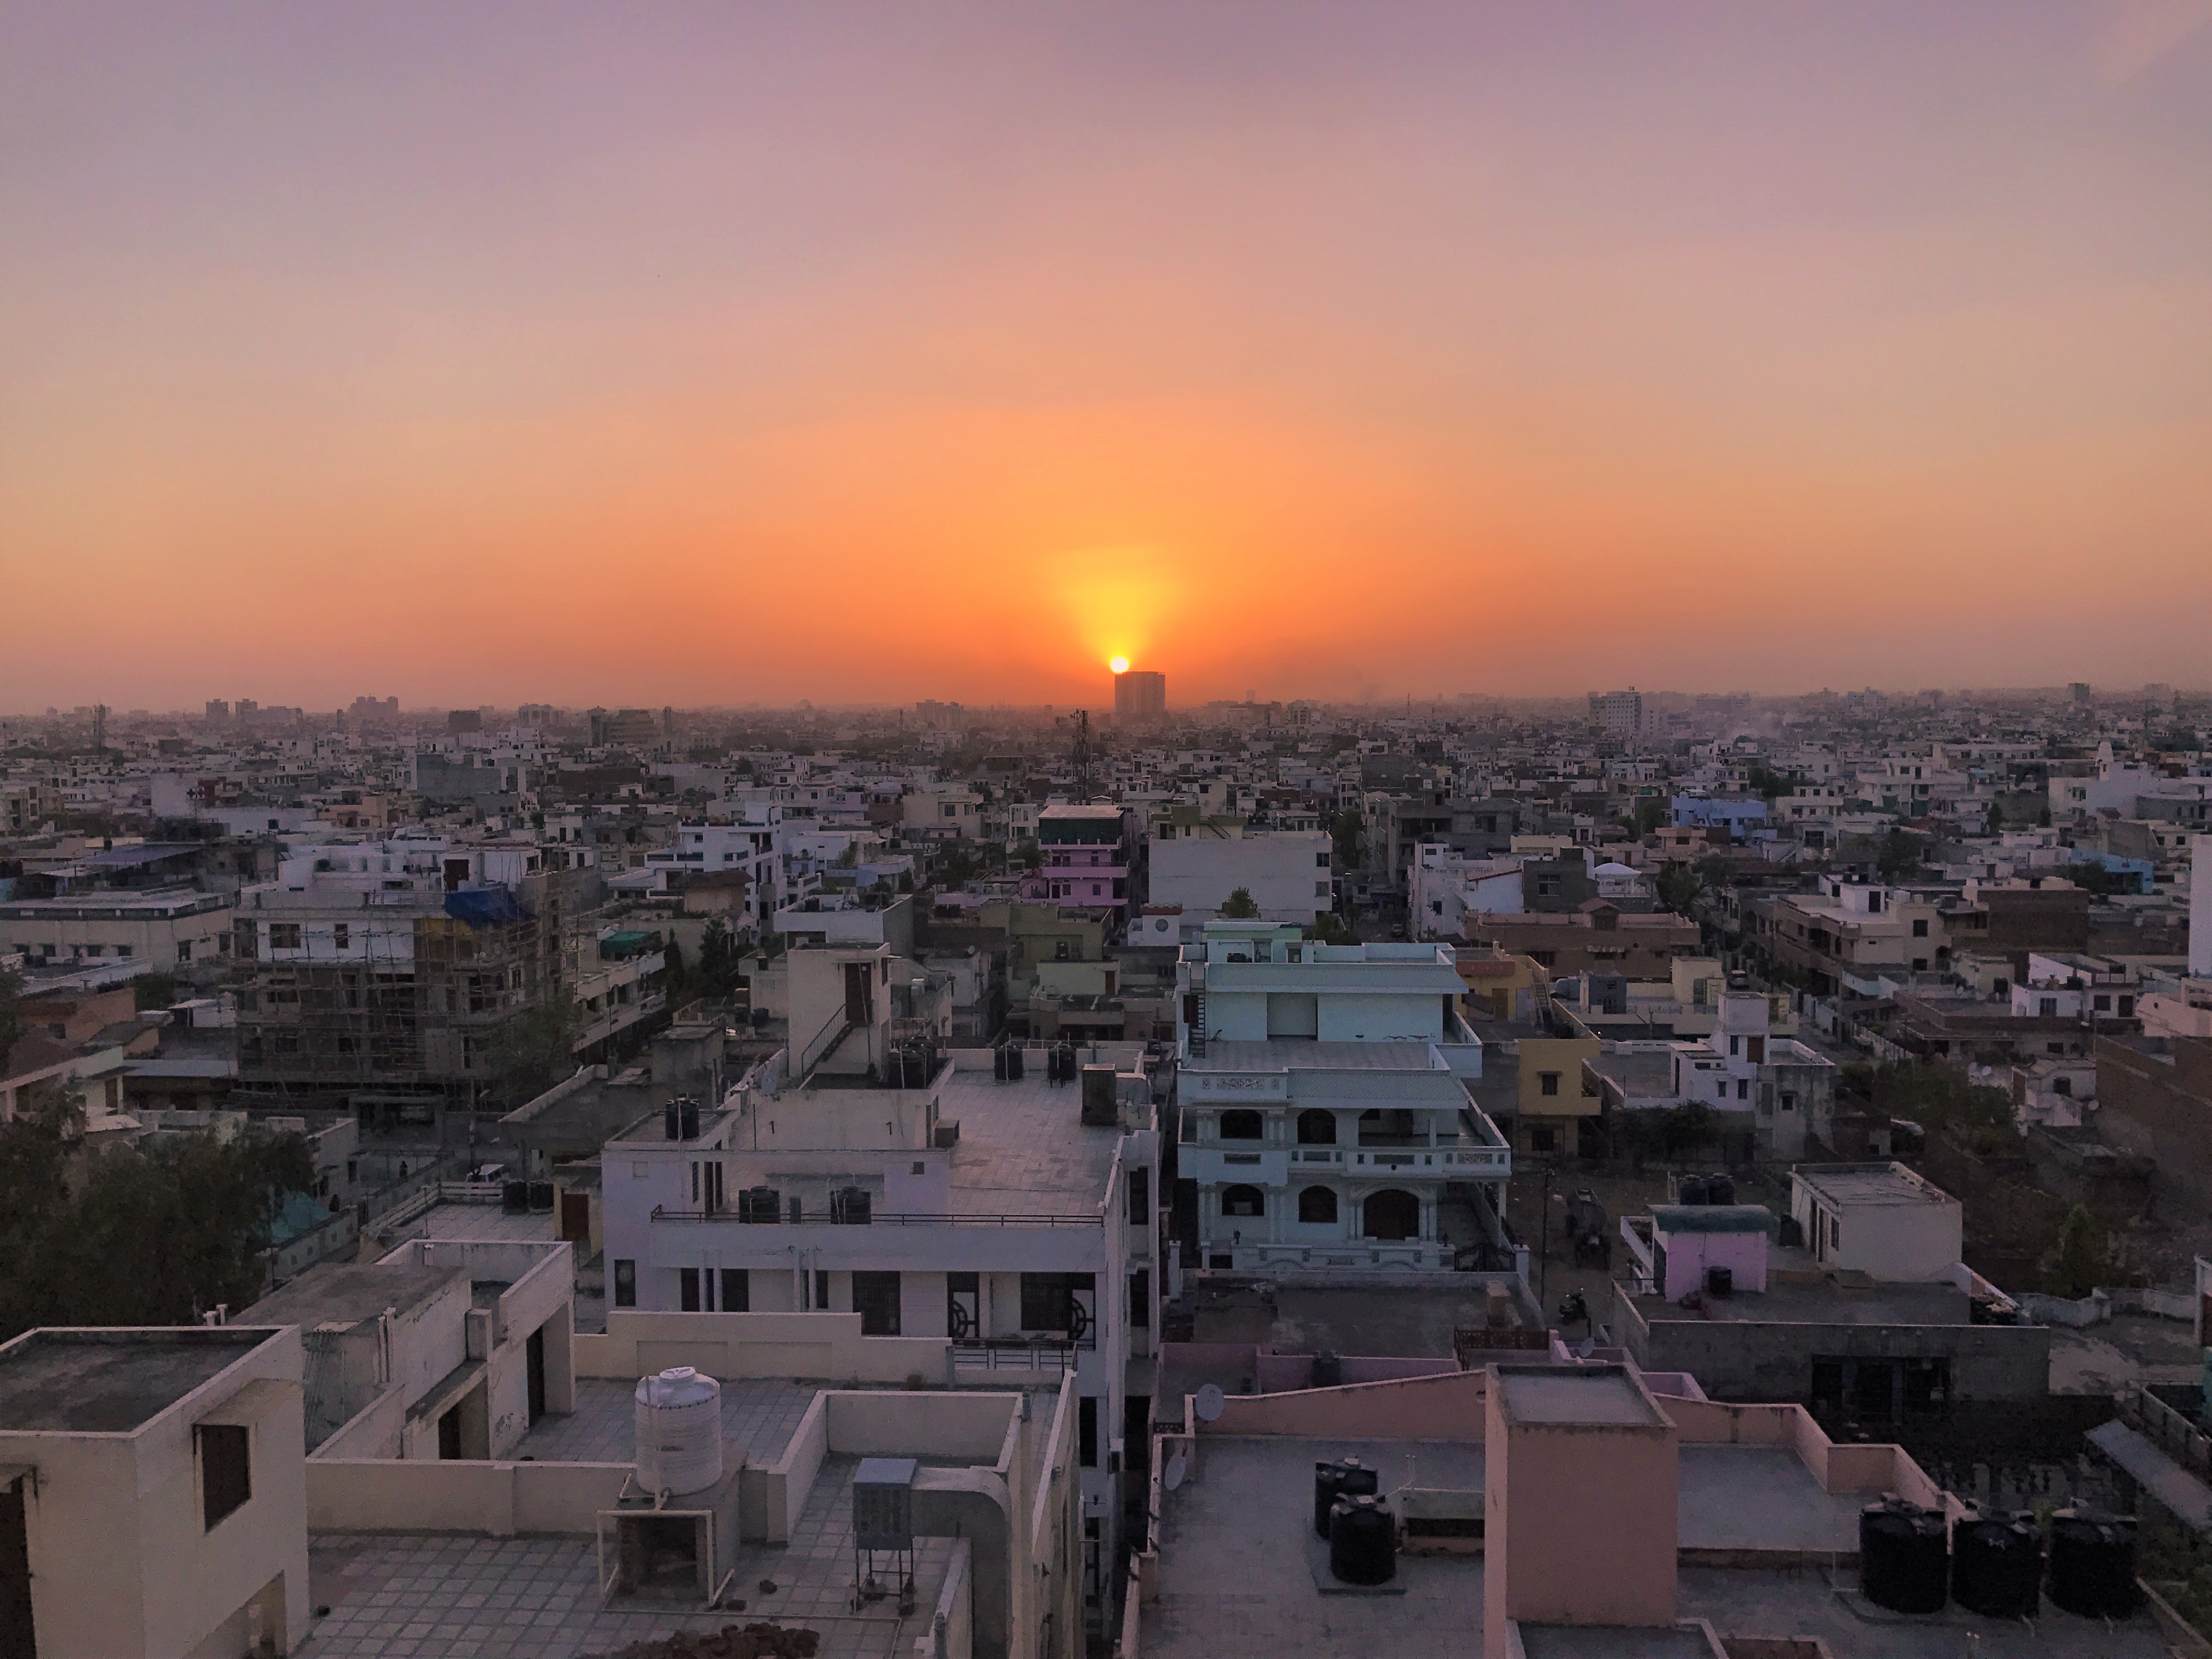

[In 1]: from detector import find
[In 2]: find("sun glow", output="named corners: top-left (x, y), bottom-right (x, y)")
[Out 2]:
top-left (1109, 656), bottom-right (1130, 674)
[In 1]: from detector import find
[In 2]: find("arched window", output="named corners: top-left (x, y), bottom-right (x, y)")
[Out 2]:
top-left (1362, 1188), bottom-right (1419, 1241)
top-left (1295, 1109), bottom-right (1337, 1146)
top-left (1297, 1186), bottom-right (1338, 1224)
top-left (1221, 1184), bottom-right (1266, 1218)
top-left (1218, 1109), bottom-right (1263, 1141)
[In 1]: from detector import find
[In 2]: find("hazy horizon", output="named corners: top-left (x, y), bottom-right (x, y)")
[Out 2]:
top-left (7, 2), bottom-right (2210, 709)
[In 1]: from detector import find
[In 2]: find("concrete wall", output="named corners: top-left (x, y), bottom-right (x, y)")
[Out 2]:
top-left (1198, 1368), bottom-right (1488, 1438)
top-left (1, 1329), bottom-right (311, 1659)
top-left (1149, 834), bottom-right (1329, 923)
top-left (305, 1457), bottom-right (631, 1536)
top-left (575, 1310), bottom-right (955, 1385)
top-left (1615, 1287), bottom-right (2052, 1403)
top-left (313, 1385), bottom-right (410, 1461)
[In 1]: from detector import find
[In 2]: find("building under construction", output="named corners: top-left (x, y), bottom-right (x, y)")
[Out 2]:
top-left (230, 836), bottom-right (590, 1130)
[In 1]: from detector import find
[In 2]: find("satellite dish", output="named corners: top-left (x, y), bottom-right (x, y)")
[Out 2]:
top-left (1194, 1384), bottom-right (1227, 1423)
top-left (1164, 1453), bottom-right (1187, 1492)
top-left (1575, 1337), bottom-right (1596, 1359)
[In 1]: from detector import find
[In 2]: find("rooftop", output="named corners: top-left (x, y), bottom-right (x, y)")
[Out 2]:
top-left (0, 1327), bottom-right (271, 1435)
top-left (510, 1376), bottom-right (817, 1467)
top-left (1792, 1162), bottom-right (1954, 1209)
top-left (938, 1054), bottom-right (1142, 1214)
top-left (1628, 1274), bottom-right (1971, 1328)
top-left (243, 1260), bottom-right (462, 1329)
top-left (298, 1452), bottom-right (962, 1659)
top-left (1496, 1367), bottom-right (1668, 1429)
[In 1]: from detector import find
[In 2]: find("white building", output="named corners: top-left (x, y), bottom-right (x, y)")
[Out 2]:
top-left (644, 808), bottom-right (782, 929)
top-left (1407, 844), bottom-right (1524, 939)
top-left (1655, 989), bottom-right (1834, 1162)
top-left (597, 1030), bottom-right (1160, 1575)
top-left (1788, 1163), bottom-right (1963, 1282)
top-left (0, 1325), bottom-right (311, 1658)
top-left (0, 885), bottom-right (235, 973)
top-left (1147, 830), bottom-right (1333, 924)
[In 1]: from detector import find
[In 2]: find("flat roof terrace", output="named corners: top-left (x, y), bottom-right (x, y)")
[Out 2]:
top-left (299, 1454), bottom-right (961, 1659)
top-left (510, 1376), bottom-right (817, 1468)
top-left (0, 1327), bottom-right (272, 1435)
top-left (937, 1062), bottom-right (1137, 1216)
top-left (1628, 1277), bottom-right (1971, 1328)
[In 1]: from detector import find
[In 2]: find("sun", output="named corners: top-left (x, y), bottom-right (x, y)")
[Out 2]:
top-left (1109, 657), bottom-right (1130, 674)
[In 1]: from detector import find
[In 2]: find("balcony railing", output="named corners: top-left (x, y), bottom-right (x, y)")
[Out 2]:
top-left (951, 1334), bottom-right (1095, 1369)
top-left (651, 1206), bottom-right (1102, 1228)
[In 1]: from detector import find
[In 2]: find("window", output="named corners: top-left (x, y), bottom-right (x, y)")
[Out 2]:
top-left (1221, 1184), bottom-right (1265, 1218)
top-left (1129, 1268), bottom-right (1150, 1328)
top-left (1737, 1079), bottom-right (1749, 1101)
top-left (1127, 1166), bottom-right (1149, 1226)
top-left (1528, 1127), bottom-right (1558, 1154)
top-left (680, 1268), bottom-right (702, 1312)
top-left (853, 1272), bottom-right (901, 1335)
top-left (199, 1423), bottom-right (251, 1530)
top-left (1218, 1109), bottom-right (1263, 1141)
top-left (2039, 998), bottom-right (2059, 1018)
top-left (1295, 1109), bottom-right (1336, 1146)
top-left (1911, 918), bottom-right (1928, 937)
top-left (1297, 1186), bottom-right (1338, 1223)
top-left (177, 938), bottom-right (193, 962)
top-left (814, 1270), bottom-right (831, 1311)
top-left (1780, 1092), bottom-right (1796, 1113)
top-left (2093, 995), bottom-right (2111, 1013)
top-left (1539, 1071), bottom-right (1561, 1098)
top-left (721, 1269), bottom-right (748, 1311)
top-left (1020, 1272), bottom-right (1094, 1334)
top-left (613, 1260), bottom-right (636, 1307)
top-left (1079, 1396), bottom-right (1099, 1468)
top-left (268, 923), bottom-right (302, 951)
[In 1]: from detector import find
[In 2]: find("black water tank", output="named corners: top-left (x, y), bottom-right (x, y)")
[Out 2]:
top-left (1860, 1499), bottom-right (1948, 1613)
top-left (501, 1180), bottom-right (529, 1215)
top-left (528, 1181), bottom-right (555, 1213)
top-left (1056, 1043), bottom-right (1077, 1082)
top-left (663, 1102), bottom-right (682, 1140)
top-left (1705, 1266), bottom-right (1733, 1299)
top-left (1311, 1351), bottom-right (1342, 1389)
top-left (1329, 1495), bottom-right (1397, 1586)
top-left (739, 1186), bottom-right (780, 1223)
top-left (1779, 1215), bottom-right (1805, 1248)
top-left (1313, 1458), bottom-right (1378, 1539)
top-left (1007, 1045), bottom-right (1025, 1081)
top-left (994, 1045), bottom-right (1011, 1081)
top-left (832, 1186), bottom-right (872, 1225)
top-left (1705, 1173), bottom-right (1736, 1206)
top-left (2046, 1510), bottom-right (2141, 1618)
top-left (1677, 1176), bottom-right (1709, 1206)
top-left (678, 1099), bottom-right (701, 1140)
top-left (1951, 1510), bottom-right (2040, 1618)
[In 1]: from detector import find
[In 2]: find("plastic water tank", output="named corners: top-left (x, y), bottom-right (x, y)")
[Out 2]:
top-left (1328, 1494), bottom-right (1397, 1585)
top-left (1860, 1499), bottom-right (1948, 1613)
top-left (1705, 1173), bottom-right (1736, 1206)
top-left (1677, 1176), bottom-right (1710, 1206)
top-left (634, 1367), bottom-right (724, 1497)
top-left (1951, 1510), bottom-right (2040, 1618)
top-left (2046, 1510), bottom-right (2141, 1618)
top-left (1313, 1457), bottom-right (1379, 1539)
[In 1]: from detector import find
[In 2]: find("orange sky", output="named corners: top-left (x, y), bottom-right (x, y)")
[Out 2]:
top-left (4, 3), bottom-right (2210, 710)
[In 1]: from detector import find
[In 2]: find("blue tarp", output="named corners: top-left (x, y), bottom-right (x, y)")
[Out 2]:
top-left (443, 885), bottom-right (527, 928)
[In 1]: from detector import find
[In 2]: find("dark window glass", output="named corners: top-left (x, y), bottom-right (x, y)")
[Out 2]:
top-left (613, 1259), bottom-right (637, 1307)
top-left (721, 1269), bottom-right (748, 1312)
top-left (679, 1268), bottom-right (701, 1312)
top-left (1079, 1396), bottom-right (1098, 1468)
top-left (853, 1271), bottom-right (901, 1336)
top-left (199, 1424), bottom-right (251, 1530)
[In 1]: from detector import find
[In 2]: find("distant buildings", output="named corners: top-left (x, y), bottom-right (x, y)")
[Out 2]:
top-left (1589, 686), bottom-right (1643, 738)
top-left (1114, 670), bottom-right (1166, 718)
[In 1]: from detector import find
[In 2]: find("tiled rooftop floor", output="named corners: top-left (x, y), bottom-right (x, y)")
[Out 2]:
top-left (300, 1458), bottom-right (955, 1659)
top-left (512, 1377), bottom-right (818, 1467)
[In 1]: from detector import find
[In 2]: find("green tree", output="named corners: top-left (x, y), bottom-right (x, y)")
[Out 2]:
top-left (1876, 828), bottom-right (1925, 879)
top-left (0, 966), bottom-right (25, 1066)
top-left (1985, 801), bottom-right (2004, 836)
top-left (484, 996), bottom-right (578, 1109)
top-left (1330, 809), bottom-right (1363, 867)
top-left (132, 970), bottom-right (180, 1012)
top-left (1634, 797), bottom-right (1668, 836)
top-left (1654, 863), bottom-right (1707, 919)
top-left (1218, 887), bottom-right (1261, 919)
top-left (1014, 840), bottom-right (1042, 872)
top-left (1304, 912), bottom-right (1358, 947)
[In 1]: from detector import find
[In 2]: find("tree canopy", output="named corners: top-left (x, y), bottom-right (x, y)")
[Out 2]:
top-left (1218, 887), bottom-right (1261, 919)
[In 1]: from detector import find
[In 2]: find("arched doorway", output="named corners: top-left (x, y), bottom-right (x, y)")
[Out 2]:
top-left (1218, 1109), bottom-right (1263, 1141)
top-left (1362, 1189), bottom-right (1419, 1242)
top-left (1297, 1186), bottom-right (1339, 1224)
top-left (1221, 1184), bottom-right (1266, 1218)
top-left (1295, 1109), bottom-right (1337, 1146)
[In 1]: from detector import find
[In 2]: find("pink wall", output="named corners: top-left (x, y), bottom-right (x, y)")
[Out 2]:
top-left (1201, 1369), bottom-right (1487, 1440)
top-left (1484, 1370), bottom-right (1677, 1656)
top-left (1655, 1226), bottom-right (1769, 1298)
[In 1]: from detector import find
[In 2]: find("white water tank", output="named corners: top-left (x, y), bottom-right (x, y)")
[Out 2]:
top-left (634, 1366), bottom-right (724, 1496)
